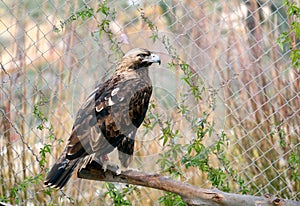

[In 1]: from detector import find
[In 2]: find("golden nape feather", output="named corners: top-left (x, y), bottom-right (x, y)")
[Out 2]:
top-left (44, 48), bottom-right (161, 189)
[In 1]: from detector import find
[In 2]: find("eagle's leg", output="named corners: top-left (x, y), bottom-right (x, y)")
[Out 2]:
top-left (99, 154), bottom-right (121, 174)
top-left (101, 154), bottom-right (109, 172)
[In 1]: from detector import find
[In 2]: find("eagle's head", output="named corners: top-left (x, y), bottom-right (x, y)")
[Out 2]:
top-left (121, 48), bottom-right (161, 69)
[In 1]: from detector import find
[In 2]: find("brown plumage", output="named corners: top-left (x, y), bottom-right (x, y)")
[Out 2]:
top-left (44, 48), bottom-right (161, 188)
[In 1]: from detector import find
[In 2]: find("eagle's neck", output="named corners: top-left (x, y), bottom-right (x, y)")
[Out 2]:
top-left (114, 63), bottom-right (151, 83)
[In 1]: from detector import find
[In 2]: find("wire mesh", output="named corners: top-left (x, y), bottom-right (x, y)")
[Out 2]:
top-left (0, 0), bottom-right (299, 205)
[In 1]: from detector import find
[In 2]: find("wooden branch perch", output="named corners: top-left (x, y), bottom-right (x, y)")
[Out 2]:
top-left (78, 161), bottom-right (299, 206)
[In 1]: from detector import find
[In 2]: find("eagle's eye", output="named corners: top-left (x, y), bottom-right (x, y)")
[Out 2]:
top-left (137, 53), bottom-right (148, 58)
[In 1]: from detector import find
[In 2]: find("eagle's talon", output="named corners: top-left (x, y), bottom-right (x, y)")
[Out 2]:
top-left (115, 169), bottom-right (121, 175)
top-left (102, 163), bottom-right (107, 172)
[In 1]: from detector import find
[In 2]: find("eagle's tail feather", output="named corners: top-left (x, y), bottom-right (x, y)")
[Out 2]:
top-left (44, 150), bottom-right (80, 189)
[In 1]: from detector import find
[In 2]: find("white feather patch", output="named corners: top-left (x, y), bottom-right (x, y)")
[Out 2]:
top-left (96, 105), bottom-right (103, 112)
top-left (111, 87), bottom-right (120, 96)
top-left (108, 97), bottom-right (115, 106)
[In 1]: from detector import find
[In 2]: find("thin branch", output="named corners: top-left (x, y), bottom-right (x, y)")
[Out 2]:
top-left (78, 161), bottom-right (299, 206)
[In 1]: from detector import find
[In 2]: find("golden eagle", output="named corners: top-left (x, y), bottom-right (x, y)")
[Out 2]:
top-left (44, 48), bottom-right (161, 188)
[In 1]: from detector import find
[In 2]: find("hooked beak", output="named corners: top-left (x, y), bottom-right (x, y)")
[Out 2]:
top-left (143, 53), bottom-right (161, 65)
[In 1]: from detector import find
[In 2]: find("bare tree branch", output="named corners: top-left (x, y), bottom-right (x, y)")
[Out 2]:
top-left (77, 161), bottom-right (299, 206)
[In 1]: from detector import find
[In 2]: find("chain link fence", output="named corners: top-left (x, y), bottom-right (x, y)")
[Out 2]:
top-left (0, 0), bottom-right (299, 205)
